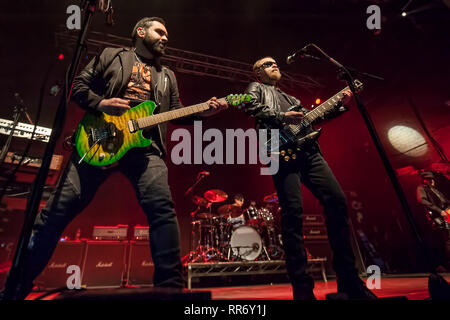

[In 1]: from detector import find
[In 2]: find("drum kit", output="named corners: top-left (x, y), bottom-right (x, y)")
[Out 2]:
top-left (183, 190), bottom-right (285, 264)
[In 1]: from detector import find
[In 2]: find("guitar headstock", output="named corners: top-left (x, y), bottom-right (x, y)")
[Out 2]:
top-left (226, 94), bottom-right (252, 109)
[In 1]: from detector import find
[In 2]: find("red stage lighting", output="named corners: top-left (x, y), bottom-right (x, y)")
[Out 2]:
top-left (58, 53), bottom-right (65, 60)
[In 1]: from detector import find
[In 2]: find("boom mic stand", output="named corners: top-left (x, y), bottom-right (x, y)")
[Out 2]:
top-left (0, 94), bottom-right (34, 164)
top-left (299, 43), bottom-right (440, 279)
top-left (2, 0), bottom-right (101, 300)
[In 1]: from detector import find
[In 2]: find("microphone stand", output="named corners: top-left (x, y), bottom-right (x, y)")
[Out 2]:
top-left (0, 94), bottom-right (35, 164)
top-left (184, 173), bottom-right (208, 197)
top-left (0, 106), bottom-right (21, 164)
top-left (2, 0), bottom-right (100, 300)
top-left (303, 44), bottom-right (433, 273)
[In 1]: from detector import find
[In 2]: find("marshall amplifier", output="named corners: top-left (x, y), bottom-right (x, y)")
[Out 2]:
top-left (126, 241), bottom-right (154, 286)
top-left (303, 214), bottom-right (325, 226)
top-left (303, 226), bottom-right (328, 240)
top-left (304, 240), bottom-right (334, 277)
top-left (92, 225), bottom-right (128, 241)
top-left (35, 240), bottom-right (86, 290)
top-left (133, 226), bottom-right (150, 241)
top-left (81, 241), bottom-right (128, 288)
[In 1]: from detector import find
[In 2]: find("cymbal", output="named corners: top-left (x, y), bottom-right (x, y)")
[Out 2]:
top-left (263, 192), bottom-right (278, 203)
top-left (217, 204), bottom-right (243, 217)
top-left (204, 189), bottom-right (228, 203)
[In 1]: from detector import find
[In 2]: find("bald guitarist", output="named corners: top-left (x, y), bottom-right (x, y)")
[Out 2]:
top-left (243, 56), bottom-right (377, 300)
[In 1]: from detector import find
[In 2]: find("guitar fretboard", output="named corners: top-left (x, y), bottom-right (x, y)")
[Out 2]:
top-left (136, 98), bottom-right (226, 129)
top-left (289, 86), bottom-right (349, 135)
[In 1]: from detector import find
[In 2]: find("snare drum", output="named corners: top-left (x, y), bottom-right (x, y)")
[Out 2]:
top-left (227, 215), bottom-right (245, 229)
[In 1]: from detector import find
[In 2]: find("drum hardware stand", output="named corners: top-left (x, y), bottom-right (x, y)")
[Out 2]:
top-left (184, 204), bottom-right (229, 264)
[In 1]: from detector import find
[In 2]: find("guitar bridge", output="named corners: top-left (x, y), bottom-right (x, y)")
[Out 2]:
top-left (128, 119), bottom-right (139, 133)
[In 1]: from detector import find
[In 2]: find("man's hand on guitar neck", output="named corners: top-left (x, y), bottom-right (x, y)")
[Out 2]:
top-left (200, 96), bottom-right (229, 117)
top-left (283, 111), bottom-right (304, 125)
top-left (97, 98), bottom-right (130, 116)
top-left (341, 89), bottom-right (352, 104)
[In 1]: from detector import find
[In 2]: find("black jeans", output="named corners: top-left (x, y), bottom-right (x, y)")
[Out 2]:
top-left (272, 148), bottom-right (359, 290)
top-left (13, 147), bottom-right (184, 295)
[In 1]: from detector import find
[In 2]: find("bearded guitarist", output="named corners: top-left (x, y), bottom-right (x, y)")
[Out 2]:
top-left (243, 56), bottom-right (377, 300)
top-left (2, 16), bottom-right (227, 300)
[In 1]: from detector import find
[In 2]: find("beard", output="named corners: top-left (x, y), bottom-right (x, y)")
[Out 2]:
top-left (269, 70), bottom-right (282, 82)
top-left (143, 36), bottom-right (166, 57)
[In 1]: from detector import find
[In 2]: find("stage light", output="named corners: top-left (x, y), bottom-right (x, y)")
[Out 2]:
top-left (387, 125), bottom-right (428, 157)
top-left (315, 98), bottom-right (321, 105)
top-left (58, 53), bottom-right (65, 60)
top-left (401, 12), bottom-right (407, 17)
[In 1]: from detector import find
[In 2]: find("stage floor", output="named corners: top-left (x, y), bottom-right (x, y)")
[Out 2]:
top-left (25, 274), bottom-right (450, 300)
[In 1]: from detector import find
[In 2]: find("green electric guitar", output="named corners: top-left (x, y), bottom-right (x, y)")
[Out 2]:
top-left (74, 94), bottom-right (251, 166)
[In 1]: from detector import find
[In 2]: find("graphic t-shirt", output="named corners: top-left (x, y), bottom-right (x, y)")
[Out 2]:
top-left (122, 60), bottom-right (152, 102)
top-left (122, 55), bottom-right (162, 154)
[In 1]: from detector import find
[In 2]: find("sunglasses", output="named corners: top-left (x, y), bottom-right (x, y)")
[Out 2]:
top-left (259, 61), bottom-right (278, 69)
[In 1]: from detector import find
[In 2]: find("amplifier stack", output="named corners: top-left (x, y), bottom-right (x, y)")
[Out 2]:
top-left (36, 225), bottom-right (154, 290)
top-left (302, 214), bottom-right (365, 276)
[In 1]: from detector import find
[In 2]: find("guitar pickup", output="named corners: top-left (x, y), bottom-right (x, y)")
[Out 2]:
top-left (128, 119), bottom-right (139, 133)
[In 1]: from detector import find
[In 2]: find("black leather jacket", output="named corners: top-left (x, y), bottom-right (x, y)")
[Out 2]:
top-left (71, 47), bottom-right (189, 156)
top-left (244, 81), bottom-right (302, 130)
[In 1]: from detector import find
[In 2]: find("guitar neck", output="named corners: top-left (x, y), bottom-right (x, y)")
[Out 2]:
top-left (136, 98), bottom-right (225, 129)
top-left (286, 86), bottom-right (350, 135)
top-left (304, 86), bottom-right (349, 124)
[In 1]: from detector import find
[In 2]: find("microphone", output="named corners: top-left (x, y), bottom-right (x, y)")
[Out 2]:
top-left (14, 93), bottom-right (24, 106)
top-left (286, 46), bottom-right (321, 64)
top-left (196, 171), bottom-right (210, 180)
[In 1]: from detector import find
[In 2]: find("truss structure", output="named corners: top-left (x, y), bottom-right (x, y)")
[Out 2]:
top-left (55, 26), bottom-right (323, 93)
top-left (185, 258), bottom-right (327, 289)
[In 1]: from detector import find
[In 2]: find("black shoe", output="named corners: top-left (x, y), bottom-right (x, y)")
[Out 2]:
top-left (293, 282), bottom-right (317, 300)
top-left (337, 278), bottom-right (378, 300)
top-left (428, 273), bottom-right (450, 300)
top-left (293, 289), bottom-right (317, 301)
top-left (1, 282), bottom-right (34, 300)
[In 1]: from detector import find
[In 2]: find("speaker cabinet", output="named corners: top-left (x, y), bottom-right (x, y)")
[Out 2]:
top-left (81, 241), bottom-right (128, 289)
top-left (126, 241), bottom-right (154, 286)
top-left (36, 241), bottom-right (86, 290)
top-left (305, 238), bottom-right (365, 277)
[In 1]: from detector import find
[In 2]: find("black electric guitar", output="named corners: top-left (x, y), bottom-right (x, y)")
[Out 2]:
top-left (267, 79), bottom-right (363, 162)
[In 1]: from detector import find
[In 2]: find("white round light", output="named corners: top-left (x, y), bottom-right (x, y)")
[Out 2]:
top-left (387, 126), bottom-right (428, 157)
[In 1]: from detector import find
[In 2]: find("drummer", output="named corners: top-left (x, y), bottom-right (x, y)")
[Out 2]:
top-left (227, 194), bottom-right (246, 229)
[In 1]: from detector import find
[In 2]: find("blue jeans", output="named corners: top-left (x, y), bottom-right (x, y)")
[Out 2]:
top-left (18, 147), bottom-right (184, 294)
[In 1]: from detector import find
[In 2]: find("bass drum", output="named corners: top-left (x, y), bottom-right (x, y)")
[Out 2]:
top-left (229, 226), bottom-right (262, 261)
